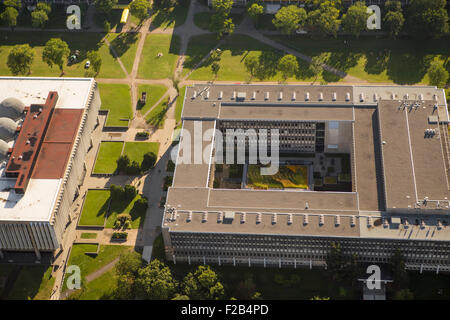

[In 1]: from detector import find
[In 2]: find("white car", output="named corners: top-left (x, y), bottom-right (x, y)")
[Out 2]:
top-left (85, 61), bottom-right (90, 69)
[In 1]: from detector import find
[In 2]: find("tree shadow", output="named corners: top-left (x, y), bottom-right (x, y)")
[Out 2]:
top-left (386, 51), bottom-right (433, 84)
top-left (364, 49), bottom-right (390, 75)
top-left (110, 32), bottom-right (139, 58)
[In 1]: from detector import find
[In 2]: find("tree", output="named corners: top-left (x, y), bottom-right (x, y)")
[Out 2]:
top-left (87, 50), bottom-right (102, 75)
top-left (31, 10), bottom-right (49, 29)
top-left (172, 294), bottom-right (190, 300)
top-left (126, 160), bottom-right (141, 175)
top-left (135, 259), bottom-right (178, 299)
top-left (3, 0), bottom-right (21, 9)
top-left (130, 0), bottom-right (150, 24)
top-left (1, 7), bottom-right (18, 31)
top-left (115, 251), bottom-right (143, 299)
top-left (272, 5), bottom-right (307, 35)
top-left (134, 197), bottom-right (148, 211)
top-left (182, 265), bottom-right (224, 300)
top-left (209, 0), bottom-right (234, 38)
top-left (407, 0), bottom-right (448, 38)
top-left (141, 152), bottom-right (157, 171)
top-left (309, 53), bottom-right (327, 84)
top-left (42, 38), bottom-right (70, 72)
top-left (7, 44), bottom-right (35, 75)
top-left (211, 61), bottom-right (220, 80)
top-left (307, 1), bottom-right (341, 37)
top-left (247, 3), bottom-right (263, 26)
top-left (94, 0), bottom-right (118, 15)
top-left (389, 249), bottom-right (409, 289)
top-left (341, 2), bottom-right (369, 38)
top-left (110, 184), bottom-right (125, 201)
top-left (384, 0), bottom-right (402, 13)
top-left (36, 2), bottom-right (52, 15)
top-left (244, 55), bottom-right (259, 82)
top-left (383, 10), bottom-right (404, 38)
top-left (124, 184), bottom-right (137, 201)
top-left (427, 61), bottom-right (449, 87)
top-left (278, 54), bottom-right (298, 81)
top-left (326, 242), bottom-right (345, 282)
top-left (117, 155), bottom-right (130, 173)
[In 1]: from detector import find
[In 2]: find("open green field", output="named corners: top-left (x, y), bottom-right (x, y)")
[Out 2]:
top-left (138, 34), bottom-right (180, 79)
top-left (145, 99), bottom-right (169, 128)
top-left (64, 245), bottom-right (132, 291)
top-left (175, 86), bottom-right (187, 125)
top-left (69, 269), bottom-right (117, 300)
top-left (0, 31), bottom-right (125, 78)
top-left (193, 12), bottom-right (244, 30)
top-left (108, 32), bottom-right (140, 74)
top-left (106, 193), bottom-right (147, 229)
top-left (151, 1), bottom-right (190, 30)
top-left (247, 165), bottom-right (308, 190)
top-left (137, 84), bottom-right (168, 115)
top-left (93, 141), bottom-right (124, 174)
top-left (7, 266), bottom-right (54, 300)
top-left (79, 190), bottom-right (111, 226)
top-left (183, 34), bottom-right (321, 82)
top-left (123, 142), bottom-right (160, 165)
top-left (80, 233), bottom-right (98, 239)
top-left (268, 35), bottom-right (450, 84)
top-left (98, 83), bottom-right (132, 127)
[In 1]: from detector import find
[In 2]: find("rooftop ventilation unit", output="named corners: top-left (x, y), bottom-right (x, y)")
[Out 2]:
top-left (240, 212), bottom-right (246, 224)
top-left (345, 92), bottom-right (350, 101)
top-left (373, 93), bottom-right (378, 102)
top-left (187, 211), bottom-right (192, 222)
top-left (205, 91), bottom-right (210, 100)
top-left (278, 92), bottom-right (283, 100)
top-left (350, 216), bottom-right (356, 227)
top-left (367, 216), bottom-right (373, 227)
top-left (292, 92), bottom-right (296, 101)
top-left (202, 212), bottom-right (208, 222)
top-left (232, 91), bottom-right (236, 100)
top-left (256, 212), bottom-right (262, 224)
top-left (303, 214), bottom-right (309, 225)
top-left (419, 93), bottom-right (424, 101)
top-left (305, 92), bottom-right (310, 101)
top-left (404, 93), bottom-right (409, 100)
top-left (403, 219), bottom-right (409, 229)
top-left (265, 92), bottom-right (269, 100)
top-left (319, 214), bottom-right (324, 226)
top-left (420, 220), bottom-right (426, 229)
top-left (287, 214), bottom-right (293, 225)
top-left (332, 92), bottom-right (337, 101)
top-left (252, 91), bottom-right (256, 100)
top-left (391, 93), bottom-right (396, 100)
top-left (383, 218), bottom-right (389, 228)
top-left (217, 211), bottom-right (223, 223)
top-left (437, 220), bottom-right (443, 230)
top-left (218, 91), bottom-right (223, 100)
top-left (236, 92), bottom-right (246, 101)
top-left (433, 94), bottom-right (438, 101)
top-left (335, 215), bottom-right (340, 226)
top-left (224, 211), bottom-right (235, 220)
top-left (272, 213), bottom-right (277, 224)
top-left (360, 93), bottom-right (365, 102)
top-left (319, 92), bottom-right (323, 101)
top-left (192, 90), bottom-right (197, 99)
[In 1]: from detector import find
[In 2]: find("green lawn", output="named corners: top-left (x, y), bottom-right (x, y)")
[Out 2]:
top-left (64, 245), bottom-right (132, 291)
top-left (247, 165), bottom-right (308, 190)
top-left (267, 35), bottom-right (450, 85)
top-left (79, 190), bottom-right (111, 227)
top-left (98, 83), bottom-right (132, 127)
top-left (145, 99), bottom-right (169, 128)
top-left (138, 34), bottom-right (181, 79)
top-left (193, 12), bottom-right (244, 30)
top-left (80, 233), bottom-right (98, 239)
top-left (106, 193), bottom-right (147, 229)
top-left (93, 141), bottom-right (124, 174)
top-left (151, 2), bottom-right (190, 29)
top-left (8, 266), bottom-right (55, 300)
top-left (123, 142), bottom-right (160, 165)
top-left (175, 86), bottom-right (187, 125)
top-left (183, 34), bottom-right (318, 82)
top-left (137, 84), bottom-right (168, 116)
top-left (69, 269), bottom-right (117, 300)
top-left (109, 32), bottom-right (140, 74)
top-left (0, 31), bottom-right (125, 78)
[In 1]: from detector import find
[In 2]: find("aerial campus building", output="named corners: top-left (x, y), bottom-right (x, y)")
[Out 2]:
top-left (0, 77), bottom-right (100, 262)
top-left (162, 83), bottom-right (450, 273)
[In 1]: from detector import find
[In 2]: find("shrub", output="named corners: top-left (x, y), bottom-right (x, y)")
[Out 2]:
top-left (134, 197), bottom-right (149, 211)
top-left (135, 131), bottom-right (149, 139)
top-left (117, 155), bottom-right (130, 173)
top-left (110, 184), bottom-right (125, 201)
top-left (141, 152), bottom-right (157, 171)
top-left (112, 232), bottom-right (128, 239)
top-left (126, 160), bottom-right (141, 175)
top-left (117, 213), bottom-right (132, 224)
top-left (124, 184), bottom-right (137, 201)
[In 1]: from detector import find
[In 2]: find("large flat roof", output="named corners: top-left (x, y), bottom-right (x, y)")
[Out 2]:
top-left (166, 84), bottom-right (450, 239)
